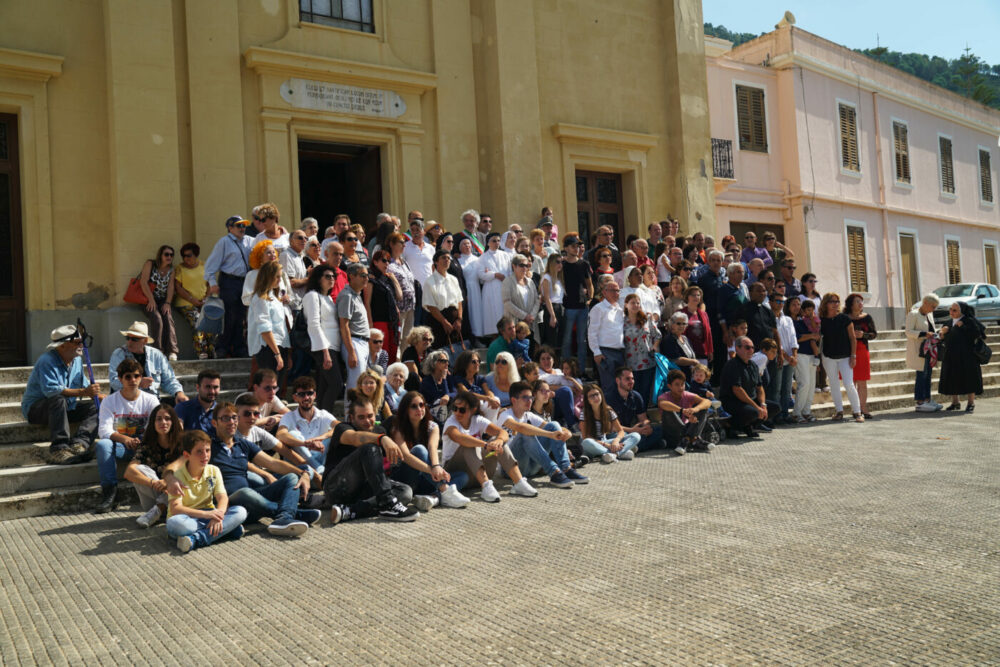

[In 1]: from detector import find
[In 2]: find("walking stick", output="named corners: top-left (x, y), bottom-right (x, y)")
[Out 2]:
top-left (76, 318), bottom-right (101, 411)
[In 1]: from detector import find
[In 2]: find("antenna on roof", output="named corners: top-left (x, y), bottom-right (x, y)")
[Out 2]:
top-left (775, 10), bottom-right (796, 29)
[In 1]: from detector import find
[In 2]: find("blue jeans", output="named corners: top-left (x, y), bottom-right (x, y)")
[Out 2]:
top-left (216, 274), bottom-right (248, 358)
top-left (389, 444), bottom-right (469, 496)
top-left (561, 308), bottom-right (589, 374)
top-left (228, 473), bottom-right (300, 524)
top-left (596, 347), bottom-right (625, 397)
top-left (581, 431), bottom-right (641, 457)
top-left (507, 421), bottom-right (571, 477)
top-left (768, 361), bottom-right (794, 418)
top-left (94, 439), bottom-right (135, 486)
top-left (552, 386), bottom-right (579, 429)
top-left (285, 428), bottom-right (330, 474)
top-left (635, 424), bottom-right (665, 452)
top-left (166, 506), bottom-right (247, 548)
top-left (914, 355), bottom-right (932, 402)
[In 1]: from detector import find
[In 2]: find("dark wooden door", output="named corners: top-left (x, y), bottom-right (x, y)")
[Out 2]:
top-left (575, 171), bottom-right (624, 247)
top-left (0, 114), bottom-right (25, 365)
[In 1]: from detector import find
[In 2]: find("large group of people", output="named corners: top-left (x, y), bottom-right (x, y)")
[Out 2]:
top-left (19, 207), bottom-right (991, 552)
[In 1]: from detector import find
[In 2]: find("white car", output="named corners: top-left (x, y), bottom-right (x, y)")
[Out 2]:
top-left (913, 283), bottom-right (1000, 323)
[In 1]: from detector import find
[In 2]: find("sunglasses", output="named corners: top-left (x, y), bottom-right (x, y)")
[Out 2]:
top-left (495, 359), bottom-right (508, 365)
top-left (454, 406), bottom-right (468, 414)
top-left (126, 336), bottom-right (145, 342)
top-left (371, 339), bottom-right (384, 345)
top-left (260, 385), bottom-right (279, 392)
top-left (182, 253), bottom-right (194, 259)
top-left (294, 390), bottom-right (316, 397)
top-left (409, 402), bottom-right (426, 409)
top-left (240, 410), bottom-right (261, 417)
top-left (216, 414), bottom-right (238, 422)
top-left (343, 237), bottom-right (358, 242)
top-left (422, 337), bottom-right (433, 342)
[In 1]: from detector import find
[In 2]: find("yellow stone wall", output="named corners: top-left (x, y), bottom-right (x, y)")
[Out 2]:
top-left (2, 0), bottom-right (715, 357)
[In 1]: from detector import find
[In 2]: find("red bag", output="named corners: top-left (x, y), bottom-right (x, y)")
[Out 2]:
top-left (123, 271), bottom-right (152, 305)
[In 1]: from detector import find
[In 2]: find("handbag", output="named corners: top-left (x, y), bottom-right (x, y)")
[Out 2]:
top-left (196, 296), bottom-right (225, 335)
top-left (123, 271), bottom-right (152, 305)
top-left (973, 336), bottom-right (992, 365)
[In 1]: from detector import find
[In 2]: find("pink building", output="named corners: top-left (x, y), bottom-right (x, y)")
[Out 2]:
top-left (706, 22), bottom-right (1000, 326)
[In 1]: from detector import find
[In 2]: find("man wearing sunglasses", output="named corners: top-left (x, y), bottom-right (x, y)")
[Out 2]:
top-left (276, 377), bottom-right (337, 475)
top-left (204, 215), bottom-right (254, 358)
top-left (94, 358), bottom-right (162, 513)
top-left (108, 321), bottom-right (188, 404)
top-left (337, 263), bottom-right (373, 398)
top-left (234, 394), bottom-right (311, 482)
top-left (719, 336), bottom-right (778, 439)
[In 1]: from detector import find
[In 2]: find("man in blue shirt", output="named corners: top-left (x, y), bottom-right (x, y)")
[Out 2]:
top-left (164, 401), bottom-right (318, 537)
top-left (107, 322), bottom-right (187, 403)
top-left (22, 325), bottom-right (104, 464)
top-left (174, 370), bottom-right (220, 433)
top-left (605, 368), bottom-right (663, 452)
top-left (203, 215), bottom-right (254, 358)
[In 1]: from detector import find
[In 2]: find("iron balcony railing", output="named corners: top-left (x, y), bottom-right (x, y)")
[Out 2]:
top-left (712, 138), bottom-right (734, 179)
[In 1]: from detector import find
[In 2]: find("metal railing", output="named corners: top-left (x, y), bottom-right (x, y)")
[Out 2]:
top-left (712, 138), bottom-right (734, 179)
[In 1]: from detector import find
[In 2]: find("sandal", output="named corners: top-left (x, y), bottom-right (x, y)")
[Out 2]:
top-left (832, 412), bottom-right (844, 422)
top-left (853, 413), bottom-right (865, 423)
top-left (965, 403), bottom-right (975, 413)
top-left (862, 412), bottom-right (873, 420)
top-left (946, 403), bottom-right (962, 411)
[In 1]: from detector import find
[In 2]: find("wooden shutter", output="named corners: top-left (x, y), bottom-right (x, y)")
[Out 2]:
top-left (946, 239), bottom-right (961, 284)
top-left (893, 122), bottom-right (911, 183)
top-left (846, 225), bottom-right (868, 292)
top-left (940, 137), bottom-right (955, 194)
top-left (839, 104), bottom-right (859, 172)
top-left (736, 85), bottom-right (767, 152)
top-left (980, 149), bottom-right (994, 203)
top-left (985, 244), bottom-right (998, 286)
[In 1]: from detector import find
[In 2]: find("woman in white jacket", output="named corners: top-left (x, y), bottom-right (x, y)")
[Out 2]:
top-left (478, 233), bottom-right (511, 336)
top-left (302, 264), bottom-right (344, 413)
top-left (906, 293), bottom-right (943, 412)
top-left (247, 261), bottom-right (288, 373)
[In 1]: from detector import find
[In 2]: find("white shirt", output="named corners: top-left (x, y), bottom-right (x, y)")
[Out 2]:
top-left (254, 230), bottom-right (289, 253)
top-left (442, 414), bottom-right (492, 462)
top-left (278, 407), bottom-right (337, 441)
top-left (540, 274), bottom-right (564, 304)
top-left (775, 313), bottom-right (798, 357)
top-left (750, 351), bottom-right (769, 375)
top-left (241, 425), bottom-right (280, 452)
top-left (248, 293), bottom-right (288, 352)
top-left (403, 239), bottom-right (435, 286)
top-left (588, 299), bottom-right (625, 355)
top-left (422, 271), bottom-right (463, 311)
top-left (279, 247), bottom-right (307, 308)
top-left (498, 408), bottom-right (546, 437)
top-left (539, 369), bottom-right (568, 387)
top-left (97, 391), bottom-right (161, 439)
top-left (302, 290), bottom-right (342, 352)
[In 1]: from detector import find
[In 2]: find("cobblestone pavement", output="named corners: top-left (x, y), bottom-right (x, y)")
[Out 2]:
top-left (1, 403), bottom-right (999, 666)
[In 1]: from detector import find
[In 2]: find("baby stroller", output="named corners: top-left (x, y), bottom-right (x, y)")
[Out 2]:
top-left (652, 353), bottom-right (727, 446)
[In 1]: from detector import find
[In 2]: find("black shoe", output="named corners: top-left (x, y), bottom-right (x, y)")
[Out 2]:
top-left (378, 501), bottom-right (419, 522)
top-left (965, 403), bottom-right (975, 413)
top-left (295, 509), bottom-right (322, 526)
top-left (946, 403), bottom-right (962, 411)
top-left (47, 448), bottom-right (76, 465)
top-left (726, 428), bottom-right (741, 439)
top-left (742, 425), bottom-right (759, 438)
top-left (756, 422), bottom-right (773, 433)
top-left (93, 484), bottom-right (118, 514)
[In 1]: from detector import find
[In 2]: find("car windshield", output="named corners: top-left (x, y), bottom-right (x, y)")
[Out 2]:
top-left (934, 285), bottom-right (974, 298)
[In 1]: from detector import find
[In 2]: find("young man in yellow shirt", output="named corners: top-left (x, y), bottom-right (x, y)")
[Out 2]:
top-left (166, 430), bottom-right (247, 553)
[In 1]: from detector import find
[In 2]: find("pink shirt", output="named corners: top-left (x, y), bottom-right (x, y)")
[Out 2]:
top-left (656, 390), bottom-right (701, 424)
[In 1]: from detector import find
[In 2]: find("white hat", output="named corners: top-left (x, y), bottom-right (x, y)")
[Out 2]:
top-left (47, 325), bottom-right (82, 349)
top-left (120, 321), bottom-right (153, 343)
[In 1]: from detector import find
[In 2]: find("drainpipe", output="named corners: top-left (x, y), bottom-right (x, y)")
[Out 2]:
top-left (871, 91), bottom-right (896, 328)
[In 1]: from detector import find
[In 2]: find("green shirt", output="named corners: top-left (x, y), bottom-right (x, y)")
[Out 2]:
top-left (486, 336), bottom-right (513, 368)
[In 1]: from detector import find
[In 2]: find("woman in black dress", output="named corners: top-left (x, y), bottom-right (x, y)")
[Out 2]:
top-left (938, 301), bottom-right (985, 412)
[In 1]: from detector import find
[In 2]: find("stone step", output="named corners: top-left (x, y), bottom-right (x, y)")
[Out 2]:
top-left (866, 333), bottom-right (1000, 352)
top-left (0, 357), bottom-right (253, 385)
top-left (0, 460), bottom-right (99, 495)
top-left (812, 371), bottom-right (1000, 400)
top-left (0, 442), bottom-right (48, 468)
top-left (808, 384), bottom-right (1000, 419)
top-left (0, 483), bottom-right (137, 522)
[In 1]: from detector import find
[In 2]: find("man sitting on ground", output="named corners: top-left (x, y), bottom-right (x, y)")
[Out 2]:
top-left (108, 321), bottom-right (188, 404)
top-left (174, 370), bottom-right (221, 433)
top-left (322, 396), bottom-right (419, 524)
top-left (93, 358), bottom-right (161, 513)
top-left (243, 369), bottom-right (289, 432)
top-left (22, 325), bottom-right (103, 464)
top-left (605, 367), bottom-right (664, 452)
top-left (499, 382), bottom-right (588, 488)
top-left (164, 402), bottom-right (319, 537)
top-left (276, 376), bottom-right (337, 475)
top-left (234, 393), bottom-right (312, 486)
top-left (657, 369), bottom-right (713, 455)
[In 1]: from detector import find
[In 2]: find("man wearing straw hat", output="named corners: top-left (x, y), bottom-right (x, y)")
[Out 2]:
top-left (21, 325), bottom-right (104, 464)
top-left (108, 321), bottom-right (188, 404)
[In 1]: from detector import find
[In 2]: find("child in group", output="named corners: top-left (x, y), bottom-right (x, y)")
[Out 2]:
top-left (727, 319), bottom-right (748, 359)
top-left (800, 300), bottom-right (822, 364)
top-left (510, 321), bottom-right (533, 364)
top-left (751, 338), bottom-right (778, 385)
top-left (166, 430), bottom-right (248, 553)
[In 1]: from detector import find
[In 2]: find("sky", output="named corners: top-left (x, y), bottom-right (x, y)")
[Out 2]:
top-left (702, 0), bottom-right (1000, 66)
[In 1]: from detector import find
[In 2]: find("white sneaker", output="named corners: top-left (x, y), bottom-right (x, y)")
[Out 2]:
top-left (601, 452), bottom-right (617, 464)
top-left (617, 449), bottom-right (635, 461)
top-left (673, 446), bottom-right (686, 456)
top-left (168, 353), bottom-right (178, 361)
top-left (136, 505), bottom-right (162, 528)
top-left (197, 353), bottom-right (209, 360)
top-left (480, 480), bottom-right (501, 503)
top-left (915, 402), bottom-right (933, 412)
top-left (413, 495), bottom-right (440, 512)
top-left (510, 478), bottom-right (538, 497)
top-left (440, 484), bottom-right (471, 508)
top-left (928, 401), bottom-right (944, 411)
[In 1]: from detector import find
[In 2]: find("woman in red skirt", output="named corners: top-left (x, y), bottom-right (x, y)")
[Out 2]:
top-left (846, 293), bottom-right (877, 419)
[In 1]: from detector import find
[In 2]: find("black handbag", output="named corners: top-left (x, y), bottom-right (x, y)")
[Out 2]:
top-left (973, 336), bottom-right (992, 365)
